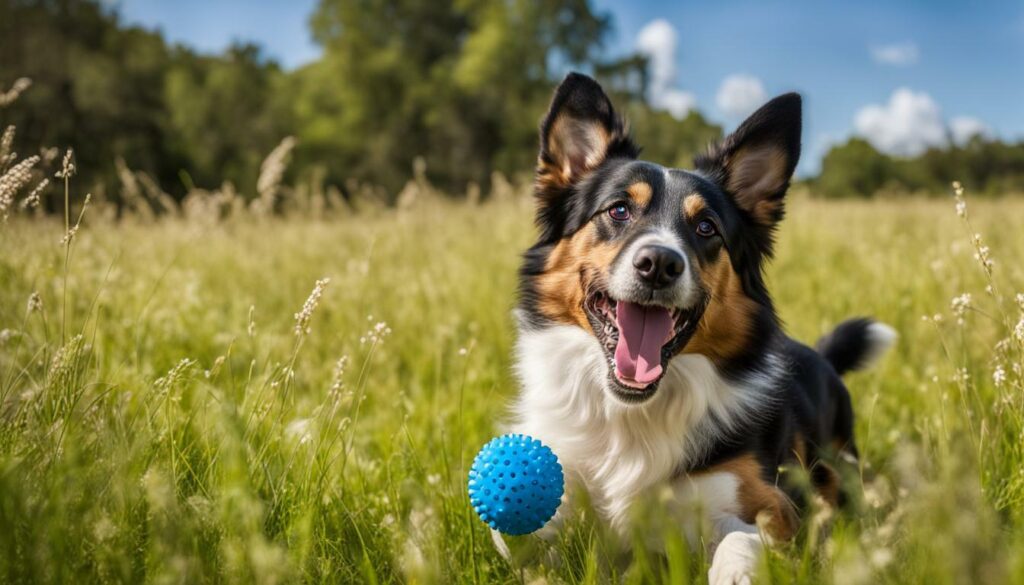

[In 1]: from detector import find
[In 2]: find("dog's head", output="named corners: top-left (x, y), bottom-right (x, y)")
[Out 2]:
top-left (519, 73), bottom-right (801, 404)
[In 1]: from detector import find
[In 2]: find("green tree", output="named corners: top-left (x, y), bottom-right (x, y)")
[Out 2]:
top-left (298, 0), bottom-right (611, 196)
top-left (623, 105), bottom-right (721, 170)
top-left (816, 138), bottom-right (894, 198)
top-left (0, 0), bottom-right (178, 202)
top-left (163, 44), bottom-right (292, 195)
top-left (817, 135), bottom-right (1024, 198)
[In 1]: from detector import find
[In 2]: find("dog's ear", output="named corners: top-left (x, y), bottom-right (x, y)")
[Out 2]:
top-left (696, 93), bottom-right (801, 231)
top-left (535, 73), bottom-right (638, 239)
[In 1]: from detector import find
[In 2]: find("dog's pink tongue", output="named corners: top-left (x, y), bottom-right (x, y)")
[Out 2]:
top-left (614, 300), bottom-right (673, 387)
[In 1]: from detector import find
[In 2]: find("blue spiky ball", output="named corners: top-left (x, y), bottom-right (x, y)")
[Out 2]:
top-left (467, 434), bottom-right (564, 536)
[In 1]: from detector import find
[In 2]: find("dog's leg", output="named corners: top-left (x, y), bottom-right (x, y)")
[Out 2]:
top-left (670, 472), bottom-right (776, 585)
top-left (707, 519), bottom-right (763, 585)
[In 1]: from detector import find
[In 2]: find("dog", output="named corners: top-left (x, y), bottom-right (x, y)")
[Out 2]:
top-left (501, 72), bottom-right (895, 583)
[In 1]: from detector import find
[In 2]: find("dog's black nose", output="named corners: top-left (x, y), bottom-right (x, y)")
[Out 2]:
top-left (633, 245), bottom-right (685, 289)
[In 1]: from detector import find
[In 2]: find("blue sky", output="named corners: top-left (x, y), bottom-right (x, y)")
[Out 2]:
top-left (116, 0), bottom-right (1024, 174)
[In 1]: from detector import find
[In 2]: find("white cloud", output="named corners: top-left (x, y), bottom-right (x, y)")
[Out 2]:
top-left (656, 89), bottom-right (698, 119)
top-left (636, 20), bottom-right (676, 91)
top-left (949, 116), bottom-right (992, 145)
top-left (715, 74), bottom-right (768, 120)
top-left (635, 19), bottom-right (697, 118)
top-left (870, 41), bottom-right (919, 66)
top-left (854, 88), bottom-right (947, 156)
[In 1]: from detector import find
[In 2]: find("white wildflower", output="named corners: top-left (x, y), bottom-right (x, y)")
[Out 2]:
top-left (970, 232), bottom-right (994, 270)
top-left (361, 320), bottom-right (392, 345)
top-left (952, 181), bottom-right (967, 217)
top-left (950, 293), bottom-right (971, 317)
top-left (993, 366), bottom-right (1006, 388)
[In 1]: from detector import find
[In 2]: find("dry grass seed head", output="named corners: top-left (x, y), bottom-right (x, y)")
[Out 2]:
top-left (0, 78), bottom-right (31, 107)
top-left (55, 148), bottom-right (75, 179)
top-left (294, 278), bottom-right (330, 337)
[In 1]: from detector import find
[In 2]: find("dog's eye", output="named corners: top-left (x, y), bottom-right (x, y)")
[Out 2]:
top-left (696, 220), bottom-right (717, 238)
top-left (608, 204), bottom-right (631, 222)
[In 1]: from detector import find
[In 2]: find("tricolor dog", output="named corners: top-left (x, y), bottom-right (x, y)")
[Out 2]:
top-left (503, 73), bottom-right (895, 583)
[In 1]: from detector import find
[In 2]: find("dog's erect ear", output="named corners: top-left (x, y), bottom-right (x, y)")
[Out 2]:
top-left (537, 73), bottom-right (636, 191)
top-left (696, 93), bottom-right (802, 229)
top-left (535, 73), bottom-right (638, 239)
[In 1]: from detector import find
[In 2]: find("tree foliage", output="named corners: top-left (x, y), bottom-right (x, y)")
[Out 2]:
top-left (0, 0), bottom-right (728, 207)
top-left (1, 0), bottom-right (293, 203)
top-left (298, 0), bottom-right (616, 193)
top-left (816, 136), bottom-right (1024, 198)
top-left (26, 0), bottom-right (1024, 206)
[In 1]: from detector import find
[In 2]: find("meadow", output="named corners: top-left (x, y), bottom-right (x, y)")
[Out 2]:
top-left (1, 175), bottom-right (1024, 584)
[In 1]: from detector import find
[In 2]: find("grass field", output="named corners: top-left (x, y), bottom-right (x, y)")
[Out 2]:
top-left (2, 185), bottom-right (1024, 584)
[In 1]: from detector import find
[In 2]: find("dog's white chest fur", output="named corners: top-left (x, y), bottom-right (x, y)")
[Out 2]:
top-left (509, 324), bottom-right (776, 532)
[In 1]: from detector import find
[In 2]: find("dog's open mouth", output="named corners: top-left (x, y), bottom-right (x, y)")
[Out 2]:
top-left (585, 289), bottom-right (703, 401)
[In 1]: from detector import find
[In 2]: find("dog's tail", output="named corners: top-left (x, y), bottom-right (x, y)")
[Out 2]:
top-left (815, 318), bottom-right (897, 376)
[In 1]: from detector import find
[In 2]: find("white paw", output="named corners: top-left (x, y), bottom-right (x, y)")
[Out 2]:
top-left (708, 531), bottom-right (763, 585)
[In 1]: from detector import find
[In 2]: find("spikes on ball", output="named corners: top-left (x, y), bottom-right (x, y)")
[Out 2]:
top-left (467, 433), bottom-right (564, 536)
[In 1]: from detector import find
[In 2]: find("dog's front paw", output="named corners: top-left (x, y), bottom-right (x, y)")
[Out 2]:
top-left (708, 531), bottom-right (763, 585)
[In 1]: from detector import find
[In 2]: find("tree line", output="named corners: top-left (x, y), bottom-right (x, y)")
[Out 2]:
top-left (0, 0), bottom-right (720, 208)
top-left (2, 0), bottom-right (1022, 208)
top-left (815, 137), bottom-right (1024, 198)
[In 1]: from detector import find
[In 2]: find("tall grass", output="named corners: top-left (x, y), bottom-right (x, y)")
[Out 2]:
top-left (2, 180), bottom-right (1023, 583)
top-left (2, 78), bottom-right (1024, 581)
